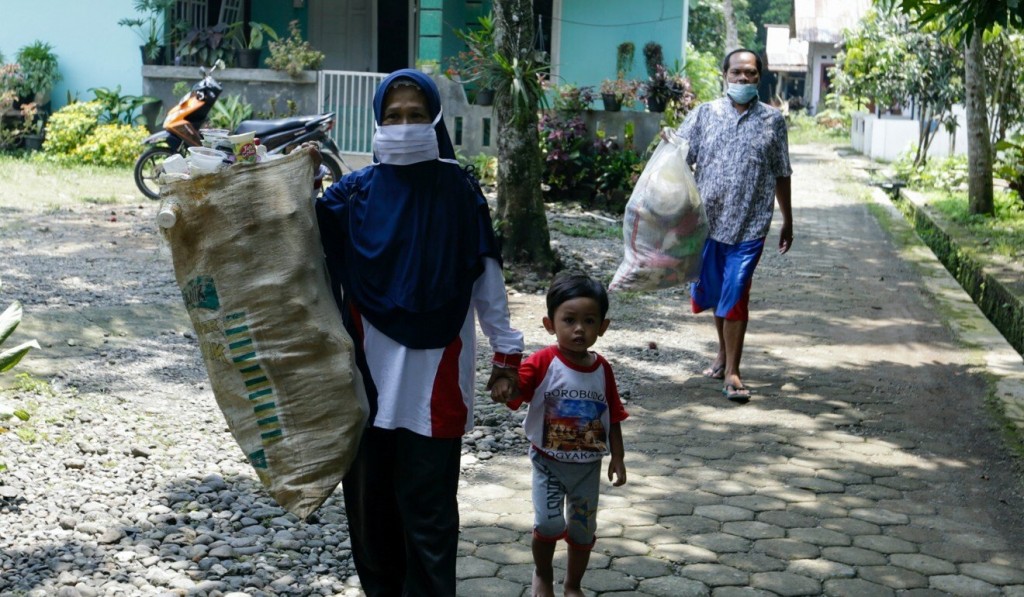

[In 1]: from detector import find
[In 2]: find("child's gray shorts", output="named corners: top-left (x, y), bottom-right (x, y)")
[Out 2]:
top-left (530, 447), bottom-right (601, 549)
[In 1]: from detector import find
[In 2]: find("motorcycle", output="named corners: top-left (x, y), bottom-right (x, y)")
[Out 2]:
top-left (133, 59), bottom-right (349, 199)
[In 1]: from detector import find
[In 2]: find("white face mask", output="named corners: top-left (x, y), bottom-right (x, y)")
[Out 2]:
top-left (372, 110), bottom-right (443, 165)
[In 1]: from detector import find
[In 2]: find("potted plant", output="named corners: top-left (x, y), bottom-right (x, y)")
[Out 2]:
top-left (19, 101), bottom-right (44, 151)
top-left (416, 59), bottom-right (440, 75)
top-left (642, 41), bottom-right (664, 79)
top-left (119, 0), bottom-right (175, 65)
top-left (15, 41), bottom-right (61, 108)
top-left (229, 21), bottom-right (279, 69)
top-left (176, 22), bottom-right (234, 67)
top-left (265, 20), bottom-right (325, 76)
top-left (616, 41), bottom-right (635, 77)
top-left (599, 76), bottom-right (638, 111)
top-left (0, 63), bottom-right (24, 111)
top-left (641, 63), bottom-right (681, 113)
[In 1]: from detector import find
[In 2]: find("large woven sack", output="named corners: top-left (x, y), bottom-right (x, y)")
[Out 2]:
top-left (159, 151), bottom-right (367, 519)
top-left (610, 135), bottom-right (708, 292)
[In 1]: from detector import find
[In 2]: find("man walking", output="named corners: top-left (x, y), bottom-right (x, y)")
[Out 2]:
top-left (674, 48), bottom-right (793, 401)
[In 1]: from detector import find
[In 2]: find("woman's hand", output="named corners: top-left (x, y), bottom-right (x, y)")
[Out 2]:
top-left (486, 366), bottom-right (518, 404)
top-left (301, 141), bottom-right (323, 170)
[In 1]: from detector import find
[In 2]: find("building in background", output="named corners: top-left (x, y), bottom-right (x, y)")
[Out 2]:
top-left (764, 23), bottom-right (807, 107)
top-left (790, 0), bottom-right (869, 114)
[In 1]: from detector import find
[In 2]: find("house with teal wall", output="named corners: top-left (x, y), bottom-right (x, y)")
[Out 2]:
top-left (0, 0), bottom-right (691, 111)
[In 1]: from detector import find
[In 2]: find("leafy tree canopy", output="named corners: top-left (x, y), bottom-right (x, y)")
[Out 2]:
top-left (689, 0), bottom-right (757, 57)
top-left (877, 0), bottom-right (1024, 40)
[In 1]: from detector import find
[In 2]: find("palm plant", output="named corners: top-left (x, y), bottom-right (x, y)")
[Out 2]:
top-left (1, 279), bottom-right (39, 375)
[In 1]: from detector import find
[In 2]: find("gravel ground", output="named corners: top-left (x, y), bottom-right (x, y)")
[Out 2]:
top-left (0, 178), bottom-right (744, 596)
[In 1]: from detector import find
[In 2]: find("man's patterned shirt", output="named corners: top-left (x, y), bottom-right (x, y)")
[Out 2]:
top-left (677, 97), bottom-right (792, 244)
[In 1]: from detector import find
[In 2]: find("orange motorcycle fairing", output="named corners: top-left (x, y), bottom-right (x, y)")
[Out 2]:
top-left (164, 96), bottom-right (206, 147)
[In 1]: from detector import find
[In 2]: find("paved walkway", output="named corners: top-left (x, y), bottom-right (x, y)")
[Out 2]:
top-left (453, 143), bottom-right (1024, 596)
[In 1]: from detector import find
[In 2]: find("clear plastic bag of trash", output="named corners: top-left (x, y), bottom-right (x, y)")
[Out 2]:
top-left (610, 131), bottom-right (709, 292)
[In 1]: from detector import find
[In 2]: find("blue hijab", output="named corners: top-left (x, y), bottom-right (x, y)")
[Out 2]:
top-left (316, 69), bottom-right (500, 349)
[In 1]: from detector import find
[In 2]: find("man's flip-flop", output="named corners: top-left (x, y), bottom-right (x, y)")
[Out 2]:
top-left (702, 365), bottom-right (725, 380)
top-left (722, 383), bottom-right (751, 402)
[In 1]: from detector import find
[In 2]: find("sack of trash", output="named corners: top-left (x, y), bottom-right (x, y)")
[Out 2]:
top-left (158, 150), bottom-right (368, 519)
top-left (610, 132), bottom-right (708, 292)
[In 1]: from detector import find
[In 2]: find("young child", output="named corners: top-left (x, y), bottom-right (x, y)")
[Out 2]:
top-left (503, 272), bottom-right (628, 597)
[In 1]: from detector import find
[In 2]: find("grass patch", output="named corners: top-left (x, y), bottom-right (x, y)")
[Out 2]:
top-left (787, 114), bottom-right (847, 146)
top-left (0, 154), bottom-right (140, 209)
top-left (549, 220), bottom-right (621, 239)
top-left (927, 189), bottom-right (1024, 258)
top-left (15, 426), bottom-right (38, 443)
top-left (11, 373), bottom-right (56, 397)
top-left (83, 196), bottom-right (120, 205)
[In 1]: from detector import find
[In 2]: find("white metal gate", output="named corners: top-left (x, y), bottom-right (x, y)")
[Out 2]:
top-left (318, 70), bottom-right (388, 155)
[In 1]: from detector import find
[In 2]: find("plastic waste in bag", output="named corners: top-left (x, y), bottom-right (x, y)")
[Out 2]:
top-left (610, 131), bottom-right (708, 292)
top-left (158, 150), bottom-right (368, 519)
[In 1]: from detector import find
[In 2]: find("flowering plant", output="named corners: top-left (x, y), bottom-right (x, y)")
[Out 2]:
top-left (599, 76), bottom-right (639, 103)
top-left (640, 64), bottom-right (682, 104)
top-left (20, 102), bottom-right (43, 135)
top-left (552, 84), bottom-right (595, 114)
top-left (0, 63), bottom-right (24, 112)
top-left (446, 14), bottom-right (495, 84)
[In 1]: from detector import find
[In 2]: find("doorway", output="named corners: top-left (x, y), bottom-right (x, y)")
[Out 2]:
top-left (309, 0), bottom-right (411, 73)
top-left (309, 0), bottom-right (376, 71)
top-left (377, 0), bottom-right (411, 72)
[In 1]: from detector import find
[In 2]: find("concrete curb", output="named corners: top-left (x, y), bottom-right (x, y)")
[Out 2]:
top-left (843, 153), bottom-right (1024, 440)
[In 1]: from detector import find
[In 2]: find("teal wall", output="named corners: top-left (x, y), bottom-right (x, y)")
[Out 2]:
top-left (251, 0), bottom-right (308, 40)
top-left (0, 0), bottom-right (148, 110)
top-left (557, 2), bottom-right (684, 89)
top-left (440, 0), bottom-right (492, 65)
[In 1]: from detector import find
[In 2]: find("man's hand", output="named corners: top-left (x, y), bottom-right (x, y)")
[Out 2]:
top-left (486, 366), bottom-right (518, 404)
top-left (778, 221), bottom-right (793, 254)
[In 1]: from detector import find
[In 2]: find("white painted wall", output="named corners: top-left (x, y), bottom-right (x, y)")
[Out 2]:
top-left (852, 105), bottom-right (969, 162)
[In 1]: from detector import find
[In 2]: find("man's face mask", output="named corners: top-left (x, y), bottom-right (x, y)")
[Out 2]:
top-left (726, 83), bottom-right (758, 105)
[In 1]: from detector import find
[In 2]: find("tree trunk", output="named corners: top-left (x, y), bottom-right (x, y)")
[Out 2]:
top-left (722, 0), bottom-right (740, 52)
top-left (964, 28), bottom-right (994, 215)
top-left (492, 0), bottom-right (557, 272)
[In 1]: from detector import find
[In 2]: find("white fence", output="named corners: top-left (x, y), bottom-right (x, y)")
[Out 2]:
top-left (319, 70), bottom-right (388, 155)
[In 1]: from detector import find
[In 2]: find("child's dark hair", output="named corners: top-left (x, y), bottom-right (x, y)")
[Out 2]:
top-left (546, 272), bottom-right (609, 320)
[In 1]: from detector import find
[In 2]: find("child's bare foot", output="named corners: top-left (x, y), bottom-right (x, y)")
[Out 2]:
top-left (532, 571), bottom-right (556, 597)
top-left (563, 586), bottom-right (585, 597)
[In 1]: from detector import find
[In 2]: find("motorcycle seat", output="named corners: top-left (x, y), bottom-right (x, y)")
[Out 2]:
top-left (235, 115), bottom-right (328, 137)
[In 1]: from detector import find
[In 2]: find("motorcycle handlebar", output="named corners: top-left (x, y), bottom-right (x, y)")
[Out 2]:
top-left (199, 59), bottom-right (226, 78)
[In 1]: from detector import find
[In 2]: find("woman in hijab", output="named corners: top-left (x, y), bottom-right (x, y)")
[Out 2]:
top-left (314, 69), bottom-right (523, 596)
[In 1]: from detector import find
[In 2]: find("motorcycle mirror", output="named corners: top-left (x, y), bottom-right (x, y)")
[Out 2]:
top-left (214, 59), bottom-right (225, 72)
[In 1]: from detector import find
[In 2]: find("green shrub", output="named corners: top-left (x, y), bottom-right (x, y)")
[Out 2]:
top-left (43, 101), bottom-right (103, 155)
top-left (72, 124), bottom-right (149, 167)
top-left (893, 151), bottom-right (968, 191)
top-left (266, 20), bottom-right (324, 76)
top-left (43, 101), bottom-right (147, 167)
top-left (208, 94), bottom-right (253, 132)
top-left (995, 136), bottom-right (1024, 205)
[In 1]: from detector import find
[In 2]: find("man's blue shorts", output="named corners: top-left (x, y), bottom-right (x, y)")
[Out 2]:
top-left (690, 237), bottom-right (766, 321)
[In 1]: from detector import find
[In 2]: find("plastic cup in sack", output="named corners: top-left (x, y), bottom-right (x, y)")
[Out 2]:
top-left (228, 131), bottom-right (258, 164)
top-left (187, 146), bottom-right (228, 175)
top-left (200, 128), bottom-right (230, 148)
top-left (161, 153), bottom-right (189, 175)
